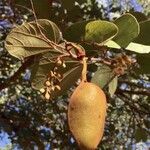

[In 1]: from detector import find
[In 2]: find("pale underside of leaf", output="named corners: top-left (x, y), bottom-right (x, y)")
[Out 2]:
top-left (105, 40), bottom-right (150, 54)
top-left (5, 19), bottom-right (62, 59)
top-left (126, 42), bottom-right (150, 53)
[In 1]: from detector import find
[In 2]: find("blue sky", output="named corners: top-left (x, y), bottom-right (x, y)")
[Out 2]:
top-left (0, 132), bottom-right (11, 148)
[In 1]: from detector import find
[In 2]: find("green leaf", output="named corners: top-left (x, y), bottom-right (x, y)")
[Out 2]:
top-left (61, 0), bottom-right (75, 10)
top-left (85, 20), bottom-right (118, 43)
top-left (64, 20), bottom-right (118, 44)
top-left (5, 19), bottom-right (62, 59)
top-left (135, 128), bottom-right (148, 142)
top-left (136, 53), bottom-right (150, 74)
top-left (15, 0), bottom-right (51, 19)
top-left (31, 58), bottom-right (80, 90)
top-left (52, 65), bottom-right (82, 98)
top-left (31, 52), bottom-right (82, 98)
top-left (109, 76), bottom-right (118, 97)
top-left (64, 20), bottom-right (91, 42)
top-left (31, 67), bottom-right (49, 91)
top-left (113, 13), bottom-right (140, 48)
top-left (31, 0), bottom-right (51, 19)
top-left (91, 65), bottom-right (115, 88)
top-left (134, 20), bottom-right (150, 45)
top-left (129, 11), bottom-right (147, 22)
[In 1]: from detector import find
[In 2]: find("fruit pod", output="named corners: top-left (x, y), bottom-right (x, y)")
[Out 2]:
top-left (68, 82), bottom-right (107, 150)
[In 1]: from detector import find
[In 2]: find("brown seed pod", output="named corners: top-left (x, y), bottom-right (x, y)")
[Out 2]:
top-left (68, 82), bottom-right (107, 150)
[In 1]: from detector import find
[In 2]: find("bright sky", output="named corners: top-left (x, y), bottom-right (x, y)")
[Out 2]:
top-left (0, 132), bottom-right (11, 148)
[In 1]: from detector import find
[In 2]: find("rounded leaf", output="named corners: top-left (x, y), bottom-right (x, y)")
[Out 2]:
top-left (136, 53), bottom-right (150, 74)
top-left (31, 51), bottom-right (83, 98)
top-left (91, 65), bottom-right (115, 88)
top-left (15, 0), bottom-right (51, 19)
top-left (85, 20), bottom-right (118, 43)
top-left (64, 20), bottom-right (91, 42)
top-left (113, 13), bottom-right (140, 48)
top-left (129, 11), bottom-right (147, 22)
top-left (134, 20), bottom-right (150, 45)
top-left (61, 0), bottom-right (75, 10)
top-left (5, 19), bottom-right (62, 59)
top-left (108, 76), bottom-right (118, 97)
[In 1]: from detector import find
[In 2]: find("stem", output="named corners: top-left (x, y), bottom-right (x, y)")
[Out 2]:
top-left (81, 57), bottom-right (87, 82)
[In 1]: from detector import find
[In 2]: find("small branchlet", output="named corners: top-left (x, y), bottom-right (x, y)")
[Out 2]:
top-left (39, 41), bottom-right (86, 100)
top-left (65, 42), bottom-right (85, 60)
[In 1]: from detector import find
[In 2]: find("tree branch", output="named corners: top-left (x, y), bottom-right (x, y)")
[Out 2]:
top-left (117, 92), bottom-right (150, 115)
top-left (119, 80), bottom-right (150, 89)
top-left (117, 88), bottom-right (150, 97)
top-left (0, 56), bottom-right (34, 91)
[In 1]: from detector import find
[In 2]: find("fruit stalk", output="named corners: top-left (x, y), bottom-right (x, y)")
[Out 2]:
top-left (81, 57), bottom-right (87, 82)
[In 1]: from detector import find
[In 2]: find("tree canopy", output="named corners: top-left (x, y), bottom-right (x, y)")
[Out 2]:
top-left (0, 0), bottom-right (150, 149)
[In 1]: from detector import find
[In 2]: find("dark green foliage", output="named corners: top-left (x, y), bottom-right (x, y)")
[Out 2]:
top-left (134, 20), bottom-right (150, 45)
top-left (113, 13), bottom-right (140, 48)
top-left (136, 53), bottom-right (150, 74)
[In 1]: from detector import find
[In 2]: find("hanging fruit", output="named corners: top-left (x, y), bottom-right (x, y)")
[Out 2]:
top-left (68, 58), bottom-right (107, 150)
